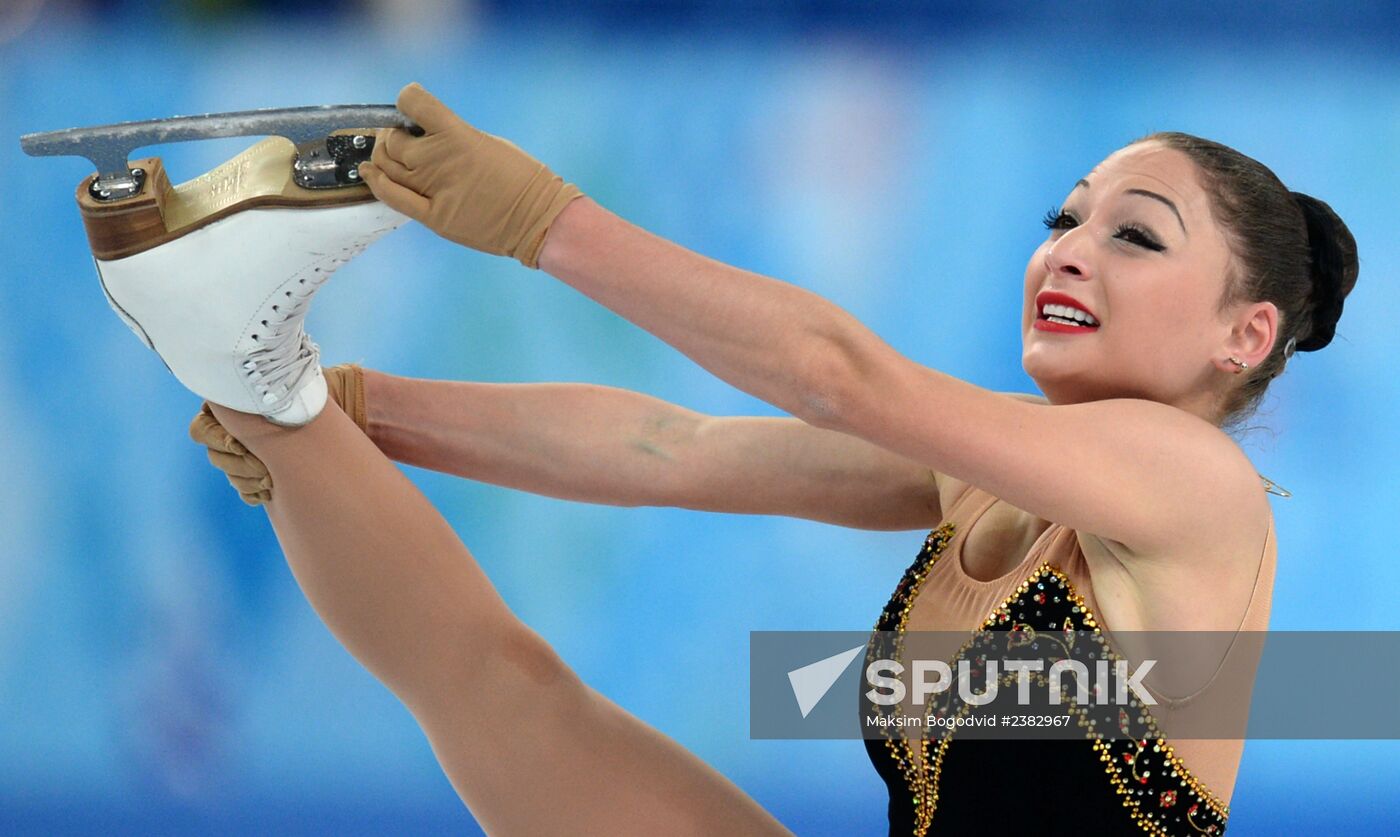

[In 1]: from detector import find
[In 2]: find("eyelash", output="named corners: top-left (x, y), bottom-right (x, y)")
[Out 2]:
top-left (1041, 206), bottom-right (1166, 252)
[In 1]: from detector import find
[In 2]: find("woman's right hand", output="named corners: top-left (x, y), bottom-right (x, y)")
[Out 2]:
top-left (358, 83), bottom-right (584, 269)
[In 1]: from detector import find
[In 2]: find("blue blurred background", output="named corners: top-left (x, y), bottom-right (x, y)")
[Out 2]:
top-left (2, 0), bottom-right (1397, 834)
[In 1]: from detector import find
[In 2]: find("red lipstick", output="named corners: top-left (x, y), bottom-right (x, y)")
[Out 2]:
top-left (1034, 290), bottom-right (1100, 334)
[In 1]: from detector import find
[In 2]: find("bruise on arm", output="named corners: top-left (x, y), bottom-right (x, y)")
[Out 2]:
top-left (629, 410), bottom-right (704, 462)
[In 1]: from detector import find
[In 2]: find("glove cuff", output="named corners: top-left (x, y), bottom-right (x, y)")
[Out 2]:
top-left (516, 180), bottom-right (586, 269)
top-left (324, 363), bottom-right (368, 433)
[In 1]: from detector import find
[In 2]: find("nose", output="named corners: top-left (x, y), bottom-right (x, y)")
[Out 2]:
top-left (1044, 230), bottom-right (1091, 278)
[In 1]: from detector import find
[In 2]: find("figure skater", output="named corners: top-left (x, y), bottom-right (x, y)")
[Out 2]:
top-left (103, 83), bottom-right (1356, 835)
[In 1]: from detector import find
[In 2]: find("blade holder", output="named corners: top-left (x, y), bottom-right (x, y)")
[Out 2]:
top-left (294, 133), bottom-right (377, 189)
top-left (20, 104), bottom-right (422, 201)
top-left (91, 166), bottom-right (147, 201)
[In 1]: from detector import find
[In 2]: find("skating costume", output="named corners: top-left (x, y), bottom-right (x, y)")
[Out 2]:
top-left (864, 484), bottom-right (1276, 836)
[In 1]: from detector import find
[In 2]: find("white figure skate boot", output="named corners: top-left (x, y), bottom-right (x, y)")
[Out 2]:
top-left (23, 107), bottom-right (418, 425)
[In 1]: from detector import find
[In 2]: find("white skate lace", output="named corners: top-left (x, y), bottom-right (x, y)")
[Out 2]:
top-left (239, 239), bottom-right (372, 411)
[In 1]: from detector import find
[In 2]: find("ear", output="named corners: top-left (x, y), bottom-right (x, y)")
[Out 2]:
top-left (1221, 299), bottom-right (1279, 370)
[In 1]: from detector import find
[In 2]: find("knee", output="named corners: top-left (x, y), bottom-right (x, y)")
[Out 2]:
top-left (490, 625), bottom-right (578, 691)
top-left (403, 623), bottom-right (582, 721)
top-left (452, 622), bottom-right (586, 714)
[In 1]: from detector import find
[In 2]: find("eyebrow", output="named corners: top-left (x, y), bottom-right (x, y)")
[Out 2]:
top-left (1071, 178), bottom-right (1188, 236)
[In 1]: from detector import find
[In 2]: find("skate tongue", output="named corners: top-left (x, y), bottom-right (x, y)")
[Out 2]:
top-left (20, 104), bottom-right (423, 201)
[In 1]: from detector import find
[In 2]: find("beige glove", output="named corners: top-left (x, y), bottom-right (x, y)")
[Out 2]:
top-left (190, 364), bottom-right (367, 505)
top-left (358, 82), bottom-right (585, 269)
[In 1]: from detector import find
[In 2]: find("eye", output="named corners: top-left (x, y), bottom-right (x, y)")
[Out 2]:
top-left (1042, 206), bottom-right (1075, 231)
top-left (1113, 222), bottom-right (1165, 252)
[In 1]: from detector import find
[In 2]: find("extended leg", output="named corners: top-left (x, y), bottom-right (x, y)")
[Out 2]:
top-left (210, 402), bottom-right (791, 836)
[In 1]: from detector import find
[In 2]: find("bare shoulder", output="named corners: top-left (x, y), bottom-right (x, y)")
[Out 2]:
top-left (1100, 428), bottom-right (1272, 569)
top-left (1067, 422), bottom-right (1274, 633)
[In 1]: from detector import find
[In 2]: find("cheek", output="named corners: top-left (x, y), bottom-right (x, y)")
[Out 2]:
top-left (1109, 283), bottom-right (1202, 347)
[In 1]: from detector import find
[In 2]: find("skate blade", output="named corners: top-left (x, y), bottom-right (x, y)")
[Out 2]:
top-left (80, 134), bottom-right (379, 261)
top-left (21, 103), bottom-right (419, 184)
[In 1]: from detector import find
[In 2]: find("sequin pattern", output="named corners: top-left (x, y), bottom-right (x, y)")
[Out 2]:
top-left (865, 523), bottom-right (1231, 836)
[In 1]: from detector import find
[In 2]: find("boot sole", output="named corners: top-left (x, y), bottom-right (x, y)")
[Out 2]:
top-left (78, 135), bottom-right (378, 261)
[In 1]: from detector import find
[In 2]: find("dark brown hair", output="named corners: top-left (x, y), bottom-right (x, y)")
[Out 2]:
top-left (1135, 131), bottom-right (1359, 436)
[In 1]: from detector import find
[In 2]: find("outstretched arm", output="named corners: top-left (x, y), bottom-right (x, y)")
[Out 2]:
top-left (201, 372), bottom-right (1055, 529)
top-left (366, 370), bottom-right (945, 530)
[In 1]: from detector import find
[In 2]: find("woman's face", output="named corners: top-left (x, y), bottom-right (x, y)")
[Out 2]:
top-left (1021, 141), bottom-right (1245, 417)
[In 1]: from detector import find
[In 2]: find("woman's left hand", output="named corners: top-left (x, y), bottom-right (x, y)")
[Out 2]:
top-left (191, 402), bottom-right (273, 505)
top-left (358, 82), bottom-right (585, 268)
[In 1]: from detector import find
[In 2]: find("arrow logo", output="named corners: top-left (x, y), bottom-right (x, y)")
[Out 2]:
top-left (787, 644), bottom-right (866, 718)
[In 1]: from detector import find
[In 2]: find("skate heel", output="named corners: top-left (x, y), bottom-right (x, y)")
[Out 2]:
top-left (77, 155), bottom-right (173, 261)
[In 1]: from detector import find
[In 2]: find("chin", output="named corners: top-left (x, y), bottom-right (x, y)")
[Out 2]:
top-left (1023, 356), bottom-right (1085, 394)
top-left (1022, 345), bottom-right (1063, 375)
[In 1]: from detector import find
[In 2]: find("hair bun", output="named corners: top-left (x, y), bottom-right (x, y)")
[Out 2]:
top-left (1290, 191), bottom-right (1359, 352)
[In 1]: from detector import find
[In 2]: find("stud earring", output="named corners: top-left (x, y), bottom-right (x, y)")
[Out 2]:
top-left (1227, 356), bottom-right (1249, 374)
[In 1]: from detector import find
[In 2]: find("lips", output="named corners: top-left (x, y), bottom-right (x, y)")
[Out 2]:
top-left (1035, 290), bottom-right (1098, 321)
top-left (1033, 289), bottom-right (1100, 335)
